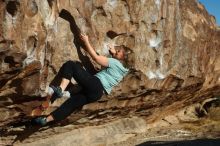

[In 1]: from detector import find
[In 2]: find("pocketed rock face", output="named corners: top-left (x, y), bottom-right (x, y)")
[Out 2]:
top-left (0, 0), bottom-right (220, 145)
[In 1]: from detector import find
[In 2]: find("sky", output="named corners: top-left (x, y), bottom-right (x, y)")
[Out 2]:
top-left (198, 0), bottom-right (220, 26)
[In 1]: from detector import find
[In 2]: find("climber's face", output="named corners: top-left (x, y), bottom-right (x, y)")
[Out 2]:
top-left (113, 48), bottom-right (125, 60)
top-left (109, 46), bottom-right (125, 60)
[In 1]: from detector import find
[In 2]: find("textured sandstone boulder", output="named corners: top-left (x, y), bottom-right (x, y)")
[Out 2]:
top-left (0, 0), bottom-right (219, 97)
top-left (0, 0), bottom-right (220, 145)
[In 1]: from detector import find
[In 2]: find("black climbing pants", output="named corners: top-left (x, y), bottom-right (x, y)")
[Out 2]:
top-left (51, 61), bottom-right (104, 121)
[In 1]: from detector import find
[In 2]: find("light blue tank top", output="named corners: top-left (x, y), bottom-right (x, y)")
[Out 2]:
top-left (95, 58), bottom-right (129, 94)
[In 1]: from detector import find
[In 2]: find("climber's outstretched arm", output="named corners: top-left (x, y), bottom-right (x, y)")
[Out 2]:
top-left (80, 34), bottom-right (109, 67)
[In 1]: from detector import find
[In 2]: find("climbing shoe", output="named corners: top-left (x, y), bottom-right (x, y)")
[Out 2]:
top-left (50, 85), bottom-right (63, 103)
top-left (32, 117), bottom-right (47, 126)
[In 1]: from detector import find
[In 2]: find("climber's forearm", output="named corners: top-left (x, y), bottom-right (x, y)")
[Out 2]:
top-left (84, 41), bottom-right (97, 59)
top-left (84, 41), bottom-right (108, 67)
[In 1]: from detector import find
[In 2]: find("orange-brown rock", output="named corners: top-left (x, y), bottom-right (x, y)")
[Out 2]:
top-left (0, 0), bottom-right (220, 145)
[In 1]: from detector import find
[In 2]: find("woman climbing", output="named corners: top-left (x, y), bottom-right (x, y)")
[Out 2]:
top-left (33, 33), bottom-right (129, 126)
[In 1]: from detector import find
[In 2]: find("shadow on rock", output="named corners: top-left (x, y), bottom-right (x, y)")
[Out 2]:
top-left (1, 116), bottom-right (59, 145)
top-left (59, 9), bottom-right (97, 75)
top-left (137, 138), bottom-right (220, 146)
